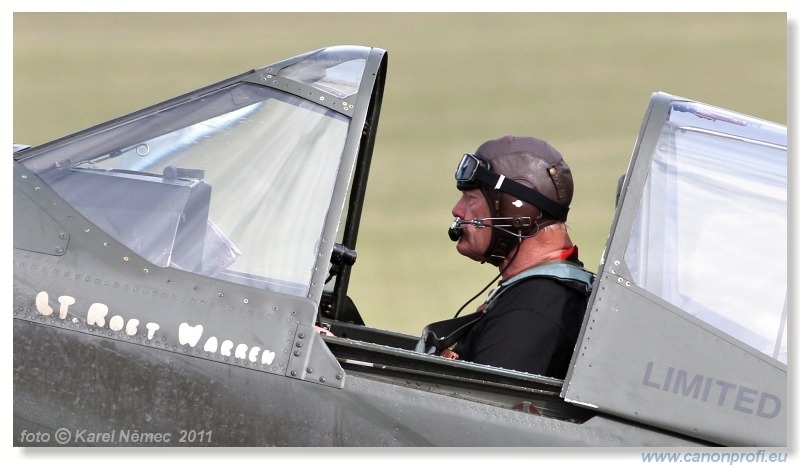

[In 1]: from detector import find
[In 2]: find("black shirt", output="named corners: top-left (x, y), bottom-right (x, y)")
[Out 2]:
top-left (451, 264), bottom-right (589, 379)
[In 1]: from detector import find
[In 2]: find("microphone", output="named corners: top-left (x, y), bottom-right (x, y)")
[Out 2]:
top-left (448, 217), bottom-right (533, 242)
top-left (448, 218), bottom-right (466, 241)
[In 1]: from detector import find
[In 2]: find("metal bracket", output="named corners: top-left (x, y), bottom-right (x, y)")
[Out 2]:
top-left (286, 324), bottom-right (346, 388)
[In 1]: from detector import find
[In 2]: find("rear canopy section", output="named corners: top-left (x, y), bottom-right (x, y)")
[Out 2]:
top-left (564, 92), bottom-right (787, 446)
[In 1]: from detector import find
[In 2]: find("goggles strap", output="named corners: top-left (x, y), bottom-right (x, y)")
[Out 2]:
top-left (473, 166), bottom-right (569, 221)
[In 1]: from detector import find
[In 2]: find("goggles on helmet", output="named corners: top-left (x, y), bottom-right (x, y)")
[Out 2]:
top-left (454, 153), bottom-right (569, 222)
top-left (455, 153), bottom-right (490, 190)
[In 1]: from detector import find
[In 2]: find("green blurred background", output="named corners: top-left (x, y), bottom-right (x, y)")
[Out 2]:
top-left (13, 13), bottom-right (787, 336)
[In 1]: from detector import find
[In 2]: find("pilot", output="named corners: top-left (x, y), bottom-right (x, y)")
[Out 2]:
top-left (422, 135), bottom-right (593, 379)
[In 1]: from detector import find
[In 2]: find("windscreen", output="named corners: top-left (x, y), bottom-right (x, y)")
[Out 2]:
top-left (23, 83), bottom-right (350, 297)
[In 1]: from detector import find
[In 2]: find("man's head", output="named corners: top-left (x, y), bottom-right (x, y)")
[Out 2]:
top-left (451, 135), bottom-right (574, 266)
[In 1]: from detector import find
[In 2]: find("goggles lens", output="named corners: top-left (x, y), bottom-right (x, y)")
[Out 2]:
top-left (455, 153), bottom-right (487, 188)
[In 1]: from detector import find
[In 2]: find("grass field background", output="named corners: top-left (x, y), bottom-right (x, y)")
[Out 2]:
top-left (13, 13), bottom-right (787, 336)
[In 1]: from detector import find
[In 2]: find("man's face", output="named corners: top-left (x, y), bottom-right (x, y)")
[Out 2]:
top-left (451, 189), bottom-right (493, 262)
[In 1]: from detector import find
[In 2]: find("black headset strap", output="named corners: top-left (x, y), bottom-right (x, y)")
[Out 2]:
top-left (474, 166), bottom-right (569, 221)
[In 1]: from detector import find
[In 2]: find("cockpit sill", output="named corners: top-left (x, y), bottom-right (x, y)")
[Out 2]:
top-left (321, 324), bottom-right (594, 423)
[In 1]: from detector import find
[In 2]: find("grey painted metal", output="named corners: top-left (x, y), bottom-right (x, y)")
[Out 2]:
top-left (564, 93), bottom-right (787, 446)
top-left (301, 48), bottom-right (386, 306)
top-left (13, 162), bottom-right (344, 388)
top-left (14, 317), bottom-right (701, 446)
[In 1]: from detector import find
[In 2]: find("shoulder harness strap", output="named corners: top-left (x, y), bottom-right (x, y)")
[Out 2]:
top-left (484, 261), bottom-right (594, 312)
top-left (415, 262), bottom-right (595, 355)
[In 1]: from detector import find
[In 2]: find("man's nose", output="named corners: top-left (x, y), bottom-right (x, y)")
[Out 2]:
top-left (452, 199), bottom-right (464, 218)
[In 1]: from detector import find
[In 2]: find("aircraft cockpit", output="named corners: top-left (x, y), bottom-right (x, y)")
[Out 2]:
top-left (13, 46), bottom-right (786, 447)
